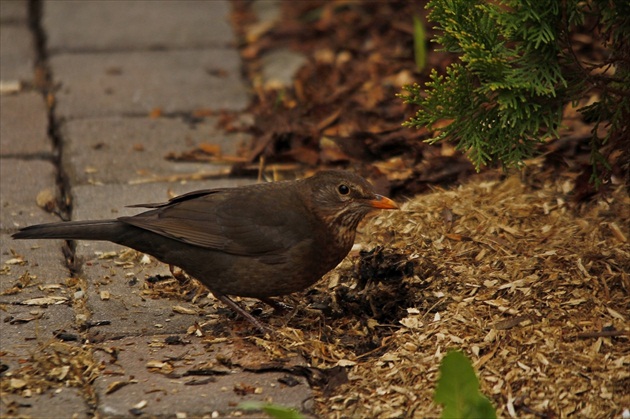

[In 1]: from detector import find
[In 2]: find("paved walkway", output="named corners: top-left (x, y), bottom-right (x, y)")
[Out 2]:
top-left (1, 1), bottom-right (311, 417)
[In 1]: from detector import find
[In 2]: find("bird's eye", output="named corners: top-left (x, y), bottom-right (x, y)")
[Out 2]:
top-left (338, 184), bottom-right (350, 195)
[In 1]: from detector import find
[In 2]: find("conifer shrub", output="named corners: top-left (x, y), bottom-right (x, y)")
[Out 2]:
top-left (400, 0), bottom-right (629, 187)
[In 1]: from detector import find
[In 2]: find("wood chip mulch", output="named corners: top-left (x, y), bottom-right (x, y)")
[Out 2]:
top-left (256, 165), bottom-right (629, 418)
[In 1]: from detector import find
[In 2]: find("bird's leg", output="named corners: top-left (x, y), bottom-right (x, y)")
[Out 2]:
top-left (260, 297), bottom-right (293, 313)
top-left (213, 292), bottom-right (271, 334)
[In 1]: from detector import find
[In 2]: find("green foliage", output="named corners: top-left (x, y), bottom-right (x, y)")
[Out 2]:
top-left (434, 351), bottom-right (496, 419)
top-left (400, 0), bottom-right (630, 183)
top-left (238, 401), bottom-right (303, 419)
top-left (413, 15), bottom-right (427, 72)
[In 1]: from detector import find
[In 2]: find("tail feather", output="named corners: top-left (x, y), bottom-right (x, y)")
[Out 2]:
top-left (12, 220), bottom-right (123, 242)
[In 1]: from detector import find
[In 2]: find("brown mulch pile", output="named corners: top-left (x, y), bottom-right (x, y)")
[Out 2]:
top-left (259, 165), bottom-right (629, 417)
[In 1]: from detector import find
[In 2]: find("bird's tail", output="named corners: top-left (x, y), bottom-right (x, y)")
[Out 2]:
top-left (12, 220), bottom-right (124, 242)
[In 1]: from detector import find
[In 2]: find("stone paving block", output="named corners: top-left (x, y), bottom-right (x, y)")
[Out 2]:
top-left (93, 336), bottom-right (312, 417)
top-left (1, 234), bottom-right (75, 373)
top-left (0, 387), bottom-right (90, 419)
top-left (77, 252), bottom-right (210, 341)
top-left (0, 304), bottom-right (76, 373)
top-left (261, 48), bottom-right (308, 89)
top-left (0, 158), bottom-right (60, 230)
top-left (0, 24), bottom-right (35, 83)
top-left (251, 0), bottom-right (281, 24)
top-left (44, 0), bottom-right (234, 52)
top-left (1, 233), bottom-right (70, 297)
top-left (0, 238), bottom-right (80, 417)
top-left (60, 116), bottom-right (249, 186)
top-left (0, 0), bottom-right (28, 23)
top-left (51, 49), bottom-right (249, 119)
top-left (0, 304), bottom-right (74, 348)
top-left (0, 92), bottom-right (51, 156)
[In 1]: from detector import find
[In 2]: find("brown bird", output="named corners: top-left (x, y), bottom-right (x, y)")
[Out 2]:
top-left (13, 170), bottom-right (398, 331)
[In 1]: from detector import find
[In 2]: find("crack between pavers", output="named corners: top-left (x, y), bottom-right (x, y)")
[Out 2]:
top-left (28, 1), bottom-right (100, 415)
top-left (28, 0), bottom-right (76, 265)
top-left (28, 1), bottom-right (69, 214)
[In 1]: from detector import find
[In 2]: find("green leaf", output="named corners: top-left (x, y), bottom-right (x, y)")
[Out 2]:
top-left (413, 15), bottom-right (427, 72)
top-left (238, 401), bottom-right (303, 419)
top-left (434, 351), bottom-right (496, 419)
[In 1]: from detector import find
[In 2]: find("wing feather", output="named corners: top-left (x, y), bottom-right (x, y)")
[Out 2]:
top-left (119, 185), bottom-right (314, 262)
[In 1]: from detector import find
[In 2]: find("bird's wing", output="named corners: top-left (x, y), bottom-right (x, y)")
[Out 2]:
top-left (119, 187), bottom-right (315, 262)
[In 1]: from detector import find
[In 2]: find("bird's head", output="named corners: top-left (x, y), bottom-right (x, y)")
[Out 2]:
top-left (304, 170), bottom-right (398, 230)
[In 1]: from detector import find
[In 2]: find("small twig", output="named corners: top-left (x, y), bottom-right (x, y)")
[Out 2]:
top-left (128, 168), bottom-right (232, 185)
top-left (575, 330), bottom-right (628, 339)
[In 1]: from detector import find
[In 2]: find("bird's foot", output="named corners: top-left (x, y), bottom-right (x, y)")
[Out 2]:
top-left (214, 293), bottom-right (272, 335)
top-left (260, 297), bottom-right (293, 313)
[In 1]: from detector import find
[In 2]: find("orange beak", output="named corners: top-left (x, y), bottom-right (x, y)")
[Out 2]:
top-left (368, 194), bottom-right (398, 210)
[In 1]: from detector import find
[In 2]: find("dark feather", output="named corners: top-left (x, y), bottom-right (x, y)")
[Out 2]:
top-left (120, 181), bottom-right (316, 258)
